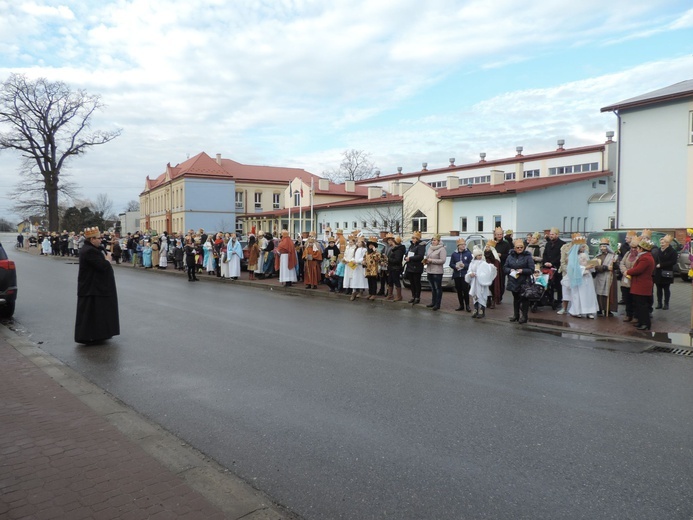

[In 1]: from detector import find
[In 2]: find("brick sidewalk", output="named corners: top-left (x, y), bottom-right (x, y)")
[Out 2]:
top-left (0, 333), bottom-right (291, 520)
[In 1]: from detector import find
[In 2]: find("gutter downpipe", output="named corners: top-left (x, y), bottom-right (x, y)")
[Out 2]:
top-left (614, 110), bottom-right (622, 229)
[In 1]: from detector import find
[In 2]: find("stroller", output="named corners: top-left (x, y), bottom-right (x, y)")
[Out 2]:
top-left (528, 268), bottom-right (554, 312)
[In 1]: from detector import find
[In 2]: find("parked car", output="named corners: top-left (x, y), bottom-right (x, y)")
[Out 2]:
top-left (676, 249), bottom-right (690, 281)
top-left (0, 242), bottom-right (18, 318)
top-left (403, 234), bottom-right (487, 291)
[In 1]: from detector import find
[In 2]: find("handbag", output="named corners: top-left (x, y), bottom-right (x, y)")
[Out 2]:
top-left (521, 279), bottom-right (544, 300)
top-left (661, 269), bottom-right (673, 279)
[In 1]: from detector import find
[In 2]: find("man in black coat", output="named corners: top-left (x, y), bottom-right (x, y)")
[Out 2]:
top-left (541, 227), bottom-right (566, 307)
top-left (74, 227), bottom-right (120, 344)
top-left (493, 227), bottom-right (511, 302)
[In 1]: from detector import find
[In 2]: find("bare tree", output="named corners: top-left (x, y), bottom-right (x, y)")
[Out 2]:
top-left (125, 200), bottom-right (140, 212)
top-left (0, 73), bottom-right (121, 230)
top-left (93, 193), bottom-right (116, 221)
top-left (323, 149), bottom-right (376, 183)
top-left (9, 161), bottom-right (79, 222)
top-left (358, 199), bottom-right (418, 236)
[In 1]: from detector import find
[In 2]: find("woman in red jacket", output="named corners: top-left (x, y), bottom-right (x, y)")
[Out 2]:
top-left (625, 238), bottom-right (656, 331)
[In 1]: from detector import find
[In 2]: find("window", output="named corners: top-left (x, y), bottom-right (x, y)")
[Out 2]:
top-left (294, 192), bottom-right (300, 206)
top-left (272, 193), bottom-right (280, 209)
top-left (372, 220), bottom-right (377, 228)
top-left (505, 172), bottom-right (516, 180)
top-left (476, 216), bottom-right (484, 232)
top-left (523, 169), bottom-right (540, 178)
top-left (411, 210), bottom-right (428, 233)
top-left (493, 215), bottom-right (501, 228)
top-left (235, 191), bottom-right (244, 210)
top-left (343, 222), bottom-right (348, 229)
top-left (428, 180), bottom-right (447, 188)
top-left (362, 221), bottom-right (367, 228)
top-left (460, 217), bottom-right (468, 232)
top-left (563, 216), bottom-right (567, 232)
top-left (352, 221), bottom-right (357, 229)
top-left (254, 192), bottom-right (262, 210)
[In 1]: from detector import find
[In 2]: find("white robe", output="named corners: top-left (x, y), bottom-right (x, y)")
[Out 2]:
top-left (350, 247), bottom-right (368, 289)
top-left (159, 240), bottom-right (168, 267)
top-left (568, 255), bottom-right (599, 316)
top-left (255, 237), bottom-right (267, 274)
top-left (220, 248), bottom-right (230, 278)
top-left (42, 238), bottom-right (51, 254)
top-left (279, 253), bottom-right (297, 282)
top-left (203, 242), bottom-right (215, 272)
top-left (227, 240), bottom-right (242, 278)
top-left (342, 244), bottom-right (357, 288)
top-left (465, 259), bottom-right (497, 307)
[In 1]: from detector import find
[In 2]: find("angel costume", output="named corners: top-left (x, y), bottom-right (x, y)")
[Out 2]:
top-left (566, 246), bottom-right (599, 317)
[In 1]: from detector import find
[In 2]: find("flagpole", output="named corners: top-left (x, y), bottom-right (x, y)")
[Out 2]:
top-left (299, 182), bottom-right (303, 238)
top-left (310, 177), bottom-right (314, 236)
top-left (287, 180), bottom-right (291, 236)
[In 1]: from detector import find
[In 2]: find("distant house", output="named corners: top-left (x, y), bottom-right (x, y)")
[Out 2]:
top-left (17, 216), bottom-right (45, 234)
top-left (601, 79), bottom-right (693, 231)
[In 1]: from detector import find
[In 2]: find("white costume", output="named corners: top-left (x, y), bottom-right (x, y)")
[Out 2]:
top-left (227, 239), bottom-right (243, 278)
top-left (568, 252), bottom-right (599, 317)
top-left (465, 258), bottom-right (497, 307)
top-left (350, 246), bottom-right (368, 289)
top-left (42, 237), bottom-right (51, 255)
top-left (220, 243), bottom-right (230, 278)
top-left (255, 236), bottom-right (268, 275)
top-left (278, 255), bottom-right (297, 283)
top-left (342, 243), bottom-right (357, 289)
top-left (203, 240), bottom-right (215, 272)
top-left (159, 237), bottom-right (168, 268)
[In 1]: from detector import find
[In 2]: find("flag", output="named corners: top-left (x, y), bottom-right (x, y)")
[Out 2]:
top-left (300, 186), bottom-right (304, 198)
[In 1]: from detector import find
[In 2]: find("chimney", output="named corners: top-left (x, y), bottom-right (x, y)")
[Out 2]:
top-left (319, 178), bottom-right (330, 191)
top-left (448, 158), bottom-right (455, 167)
top-left (557, 139), bottom-right (565, 151)
top-left (345, 180), bottom-right (355, 192)
top-left (446, 176), bottom-right (460, 190)
top-left (421, 162), bottom-right (428, 171)
top-left (216, 153), bottom-right (222, 165)
top-left (515, 146), bottom-right (523, 157)
top-left (397, 167), bottom-right (403, 175)
top-left (368, 186), bottom-right (382, 199)
top-left (489, 169), bottom-right (505, 186)
top-left (606, 130), bottom-right (615, 143)
top-left (479, 153), bottom-right (486, 163)
top-left (374, 170), bottom-right (381, 177)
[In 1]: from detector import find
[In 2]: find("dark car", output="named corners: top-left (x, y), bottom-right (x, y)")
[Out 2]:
top-left (0, 242), bottom-right (18, 318)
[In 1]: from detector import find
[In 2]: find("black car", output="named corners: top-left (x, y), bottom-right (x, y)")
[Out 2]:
top-left (0, 242), bottom-right (18, 318)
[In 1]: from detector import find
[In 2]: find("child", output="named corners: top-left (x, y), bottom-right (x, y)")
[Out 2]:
top-left (324, 260), bottom-right (339, 292)
top-left (335, 254), bottom-right (346, 293)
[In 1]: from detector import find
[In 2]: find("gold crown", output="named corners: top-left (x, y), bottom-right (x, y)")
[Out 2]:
top-left (84, 227), bottom-right (100, 238)
top-left (571, 233), bottom-right (586, 245)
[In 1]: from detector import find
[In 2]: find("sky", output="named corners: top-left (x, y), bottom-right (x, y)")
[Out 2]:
top-left (0, 0), bottom-right (692, 221)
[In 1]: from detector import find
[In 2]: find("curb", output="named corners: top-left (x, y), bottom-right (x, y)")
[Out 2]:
top-left (0, 323), bottom-right (301, 520)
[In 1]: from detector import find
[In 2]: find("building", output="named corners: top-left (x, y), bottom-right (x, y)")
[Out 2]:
top-left (117, 211), bottom-right (140, 236)
top-left (358, 138), bottom-right (617, 237)
top-left (139, 152), bottom-right (319, 235)
top-left (601, 79), bottom-right (693, 231)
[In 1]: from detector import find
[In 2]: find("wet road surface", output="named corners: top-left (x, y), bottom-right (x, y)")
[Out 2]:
top-left (6, 249), bottom-right (693, 520)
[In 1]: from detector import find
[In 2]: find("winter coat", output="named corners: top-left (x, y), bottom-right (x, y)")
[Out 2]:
top-left (450, 249), bottom-right (473, 278)
top-left (388, 244), bottom-right (406, 272)
top-left (425, 243), bottom-right (447, 275)
top-left (542, 237), bottom-right (565, 269)
top-left (404, 241), bottom-right (427, 274)
top-left (653, 245), bottom-right (677, 285)
top-left (626, 252), bottom-right (655, 296)
top-left (503, 249), bottom-right (535, 292)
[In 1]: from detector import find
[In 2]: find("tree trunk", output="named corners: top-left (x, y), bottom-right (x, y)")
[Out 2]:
top-left (46, 179), bottom-right (60, 231)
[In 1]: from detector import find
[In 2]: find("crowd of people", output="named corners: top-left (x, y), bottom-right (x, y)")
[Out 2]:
top-left (23, 224), bottom-right (679, 331)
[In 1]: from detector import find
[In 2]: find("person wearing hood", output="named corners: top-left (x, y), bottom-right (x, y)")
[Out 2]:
top-left (303, 233), bottom-right (323, 289)
top-left (593, 237), bottom-right (618, 316)
top-left (349, 237), bottom-right (369, 300)
top-left (41, 234), bottom-right (51, 255)
top-left (450, 238), bottom-right (473, 312)
top-left (386, 236), bottom-right (406, 302)
top-left (484, 240), bottom-right (502, 308)
top-left (425, 234), bottom-right (447, 310)
top-left (466, 245), bottom-right (497, 318)
top-left (504, 239), bottom-right (535, 324)
top-left (404, 231), bottom-right (426, 305)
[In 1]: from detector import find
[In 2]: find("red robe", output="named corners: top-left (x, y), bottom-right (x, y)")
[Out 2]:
top-left (274, 236), bottom-right (297, 271)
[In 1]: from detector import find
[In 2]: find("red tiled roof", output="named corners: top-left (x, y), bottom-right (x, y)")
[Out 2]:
top-left (143, 152), bottom-right (320, 192)
top-left (240, 194), bottom-right (403, 218)
top-left (437, 170), bottom-right (612, 199)
top-left (356, 144), bottom-right (608, 184)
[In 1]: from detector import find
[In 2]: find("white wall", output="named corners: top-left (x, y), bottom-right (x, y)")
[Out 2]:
top-left (451, 196), bottom-right (516, 236)
top-left (617, 99), bottom-right (693, 228)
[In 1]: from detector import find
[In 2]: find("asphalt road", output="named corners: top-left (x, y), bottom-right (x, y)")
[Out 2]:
top-left (5, 243), bottom-right (693, 520)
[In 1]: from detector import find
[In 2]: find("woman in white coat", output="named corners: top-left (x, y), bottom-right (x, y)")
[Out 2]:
top-left (203, 236), bottom-right (216, 275)
top-left (342, 236), bottom-right (357, 294)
